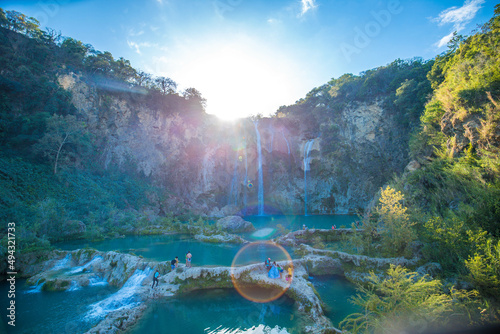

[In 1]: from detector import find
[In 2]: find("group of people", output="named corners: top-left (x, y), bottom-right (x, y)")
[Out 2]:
top-left (152, 251), bottom-right (193, 289)
top-left (265, 257), bottom-right (293, 281)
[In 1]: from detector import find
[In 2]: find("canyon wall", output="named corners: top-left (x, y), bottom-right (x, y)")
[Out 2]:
top-left (59, 74), bottom-right (410, 217)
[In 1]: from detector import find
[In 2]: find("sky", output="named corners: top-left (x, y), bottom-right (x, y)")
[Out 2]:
top-left (1, 0), bottom-right (496, 120)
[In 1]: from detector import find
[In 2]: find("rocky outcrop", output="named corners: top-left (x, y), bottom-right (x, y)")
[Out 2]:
top-left (275, 228), bottom-right (362, 247)
top-left (215, 216), bottom-right (255, 233)
top-left (194, 232), bottom-right (248, 244)
top-left (20, 248), bottom-right (350, 334)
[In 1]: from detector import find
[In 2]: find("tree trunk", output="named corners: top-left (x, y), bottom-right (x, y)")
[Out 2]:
top-left (54, 133), bottom-right (68, 174)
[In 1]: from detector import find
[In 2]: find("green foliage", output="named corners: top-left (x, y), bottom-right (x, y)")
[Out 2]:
top-left (340, 265), bottom-right (481, 334)
top-left (33, 114), bottom-right (91, 174)
top-left (466, 238), bottom-right (500, 298)
top-left (276, 223), bottom-right (290, 236)
top-left (375, 186), bottom-right (416, 256)
top-left (422, 217), bottom-right (487, 275)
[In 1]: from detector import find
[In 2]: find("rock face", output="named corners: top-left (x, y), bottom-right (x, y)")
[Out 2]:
top-left (215, 216), bottom-right (255, 233)
top-left (58, 74), bottom-right (413, 215)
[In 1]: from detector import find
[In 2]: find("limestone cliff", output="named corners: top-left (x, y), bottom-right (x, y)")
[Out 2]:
top-left (59, 74), bottom-right (411, 216)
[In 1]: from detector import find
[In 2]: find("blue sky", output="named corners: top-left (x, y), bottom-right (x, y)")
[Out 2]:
top-left (2, 0), bottom-right (496, 119)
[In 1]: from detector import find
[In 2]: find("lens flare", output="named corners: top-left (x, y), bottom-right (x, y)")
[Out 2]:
top-left (231, 242), bottom-right (293, 303)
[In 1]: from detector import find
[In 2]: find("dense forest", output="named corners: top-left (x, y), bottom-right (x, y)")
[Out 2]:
top-left (0, 8), bottom-right (208, 251)
top-left (1, 5), bottom-right (500, 332)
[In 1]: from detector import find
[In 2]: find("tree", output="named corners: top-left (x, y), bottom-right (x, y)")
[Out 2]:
top-left (376, 186), bottom-right (416, 255)
top-left (466, 238), bottom-right (500, 298)
top-left (59, 37), bottom-right (90, 70)
top-left (154, 76), bottom-right (177, 94)
top-left (135, 70), bottom-right (152, 87)
top-left (33, 114), bottom-right (90, 174)
top-left (340, 265), bottom-right (480, 334)
top-left (183, 87), bottom-right (206, 109)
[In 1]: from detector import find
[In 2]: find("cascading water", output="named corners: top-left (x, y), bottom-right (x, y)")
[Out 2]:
top-left (244, 148), bottom-right (248, 215)
top-left (281, 129), bottom-right (290, 157)
top-left (69, 255), bottom-right (103, 274)
top-left (52, 253), bottom-right (73, 271)
top-left (254, 121), bottom-right (264, 216)
top-left (268, 124), bottom-right (274, 153)
top-left (26, 278), bottom-right (45, 294)
top-left (228, 152), bottom-right (240, 206)
top-left (86, 267), bottom-right (152, 319)
top-left (303, 139), bottom-right (315, 216)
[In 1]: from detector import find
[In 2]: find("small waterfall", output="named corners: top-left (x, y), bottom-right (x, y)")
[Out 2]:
top-left (268, 124), bottom-right (275, 153)
top-left (89, 275), bottom-right (108, 287)
top-left (68, 280), bottom-right (81, 291)
top-left (228, 152), bottom-right (240, 206)
top-left (303, 139), bottom-right (315, 216)
top-left (69, 255), bottom-right (103, 274)
top-left (281, 129), bottom-right (290, 156)
top-left (86, 267), bottom-right (152, 319)
top-left (26, 279), bottom-right (45, 294)
top-left (254, 120), bottom-right (264, 216)
top-left (52, 253), bottom-right (72, 271)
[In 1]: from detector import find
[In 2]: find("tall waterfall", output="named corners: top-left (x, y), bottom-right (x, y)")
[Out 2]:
top-left (303, 139), bottom-right (315, 215)
top-left (243, 147), bottom-right (248, 215)
top-left (254, 121), bottom-right (264, 216)
top-left (228, 151), bottom-right (239, 206)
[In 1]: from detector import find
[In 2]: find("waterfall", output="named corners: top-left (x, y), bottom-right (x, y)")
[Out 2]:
top-left (69, 255), bottom-right (103, 274)
top-left (89, 275), bottom-right (108, 287)
top-left (303, 139), bottom-right (315, 216)
top-left (244, 148), bottom-right (248, 215)
top-left (281, 129), bottom-right (290, 156)
top-left (268, 124), bottom-right (275, 153)
top-left (52, 253), bottom-right (72, 271)
top-left (26, 279), bottom-right (45, 294)
top-left (86, 267), bottom-right (152, 319)
top-left (228, 152), bottom-right (240, 206)
top-left (254, 120), bottom-right (264, 216)
top-left (68, 280), bottom-right (81, 291)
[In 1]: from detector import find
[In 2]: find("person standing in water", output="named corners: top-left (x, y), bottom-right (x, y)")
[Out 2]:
top-left (186, 251), bottom-right (192, 268)
top-left (152, 270), bottom-right (160, 288)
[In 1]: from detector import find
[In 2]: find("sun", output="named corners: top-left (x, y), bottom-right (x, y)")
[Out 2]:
top-left (170, 38), bottom-right (297, 120)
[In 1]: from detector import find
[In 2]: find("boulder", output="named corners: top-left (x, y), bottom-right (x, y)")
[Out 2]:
top-left (215, 216), bottom-right (255, 233)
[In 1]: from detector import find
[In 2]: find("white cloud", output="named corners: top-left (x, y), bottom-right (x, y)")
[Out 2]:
top-left (127, 41), bottom-right (158, 54)
top-left (300, 0), bottom-right (317, 16)
top-left (434, 0), bottom-right (485, 47)
top-left (437, 31), bottom-right (455, 48)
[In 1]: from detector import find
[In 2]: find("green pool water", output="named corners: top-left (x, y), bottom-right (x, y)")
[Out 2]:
top-left (0, 279), bottom-right (118, 334)
top-left (128, 288), bottom-right (300, 334)
top-left (309, 275), bottom-right (361, 328)
top-left (56, 234), bottom-right (296, 266)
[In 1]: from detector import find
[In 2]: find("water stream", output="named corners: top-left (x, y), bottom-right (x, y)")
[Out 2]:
top-left (254, 120), bottom-right (265, 215)
top-left (303, 139), bottom-right (315, 216)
